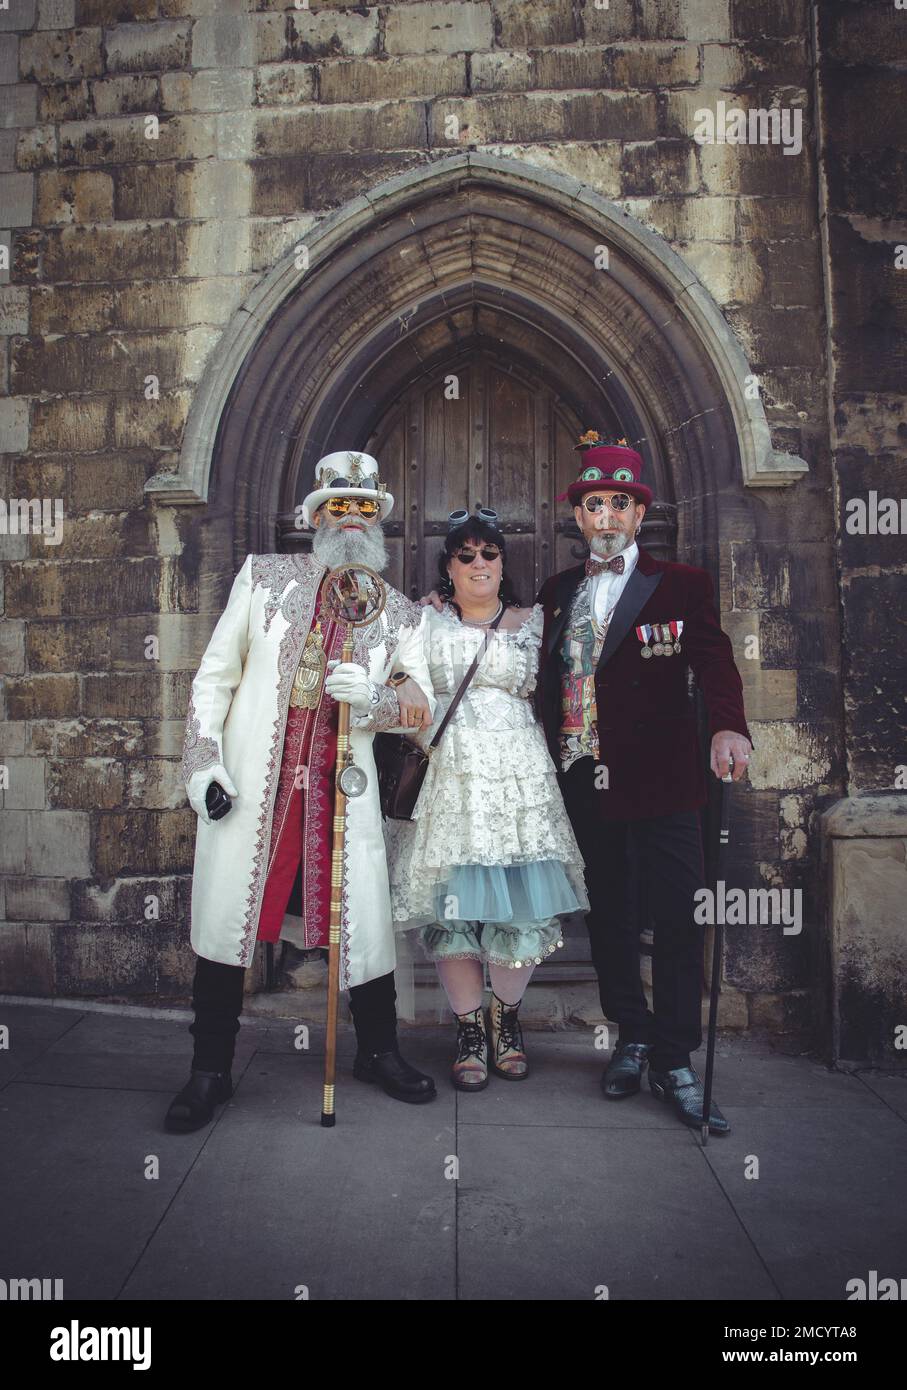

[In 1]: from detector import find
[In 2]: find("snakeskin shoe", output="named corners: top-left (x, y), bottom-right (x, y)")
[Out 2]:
top-left (648, 1065), bottom-right (730, 1134)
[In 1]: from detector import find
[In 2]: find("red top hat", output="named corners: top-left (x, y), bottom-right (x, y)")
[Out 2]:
top-left (557, 431), bottom-right (652, 508)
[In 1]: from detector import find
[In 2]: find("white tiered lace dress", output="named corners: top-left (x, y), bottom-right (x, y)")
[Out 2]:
top-left (383, 602), bottom-right (590, 969)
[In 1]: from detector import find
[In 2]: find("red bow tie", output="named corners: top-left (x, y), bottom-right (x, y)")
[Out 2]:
top-left (585, 554), bottom-right (625, 577)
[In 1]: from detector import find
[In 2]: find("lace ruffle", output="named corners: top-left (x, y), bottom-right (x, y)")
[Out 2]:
top-left (403, 726), bottom-right (578, 867)
top-left (384, 600), bottom-right (589, 926)
top-left (420, 917), bottom-right (565, 969)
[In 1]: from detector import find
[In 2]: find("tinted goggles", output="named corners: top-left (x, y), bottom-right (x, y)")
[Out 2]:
top-left (581, 493), bottom-right (633, 513)
top-left (324, 497), bottom-right (381, 518)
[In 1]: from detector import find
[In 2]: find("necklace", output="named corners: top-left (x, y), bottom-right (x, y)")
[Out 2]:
top-left (456, 599), bottom-right (504, 628)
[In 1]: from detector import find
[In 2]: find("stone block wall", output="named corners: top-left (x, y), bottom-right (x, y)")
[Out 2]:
top-left (815, 1), bottom-right (907, 1063)
top-left (0, 0), bottom-right (899, 1050)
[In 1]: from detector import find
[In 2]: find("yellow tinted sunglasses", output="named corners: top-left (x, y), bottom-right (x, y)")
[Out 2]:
top-left (324, 497), bottom-right (381, 518)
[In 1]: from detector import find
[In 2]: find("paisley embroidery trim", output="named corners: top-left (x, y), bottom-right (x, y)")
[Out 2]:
top-left (238, 553), bottom-right (325, 962)
top-left (181, 688), bottom-right (220, 785)
top-left (340, 805), bottom-right (353, 989)
top-left (302, 617), bottom-right (345, 959)
top-left (351, 585), bottom-right (422, 670)
top-left (252, 553), bottom-right (321, 634)
top-left (369, 682), bottom-right (402, 732)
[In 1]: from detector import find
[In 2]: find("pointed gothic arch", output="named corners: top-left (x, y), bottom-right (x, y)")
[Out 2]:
top-left (148, 151), bottom-right (807, 577)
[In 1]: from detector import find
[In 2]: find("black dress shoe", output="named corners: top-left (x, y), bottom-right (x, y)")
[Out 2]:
top-left (601, 1042), bottom-right (650, 1099)
top-left (353, 1048), bottom-right (437, 1104)
top-left (648, 1066), bottom-right (730, 1134)
top-left (165, 1068), bottom-right (233, 1133)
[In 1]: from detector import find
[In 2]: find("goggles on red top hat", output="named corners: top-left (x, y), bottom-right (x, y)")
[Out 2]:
top-left (556, 431), bottom-right (653, 509)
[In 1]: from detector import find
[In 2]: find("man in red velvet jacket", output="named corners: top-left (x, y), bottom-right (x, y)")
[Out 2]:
top-left (535, 437), bottom-right (752, 1135)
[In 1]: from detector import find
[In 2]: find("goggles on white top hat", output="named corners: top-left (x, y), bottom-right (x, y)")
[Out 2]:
top-left (299, 451), bottom-right (394, 530)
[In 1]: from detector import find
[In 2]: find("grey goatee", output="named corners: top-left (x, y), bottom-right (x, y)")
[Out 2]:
top-left (589, 531), bottom-right (631, 559)
top-left (312, 518), bottom-right (389, 574)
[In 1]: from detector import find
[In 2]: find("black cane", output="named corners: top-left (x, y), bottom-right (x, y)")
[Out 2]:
top-left (701, 758), bottom-right (733, 1146)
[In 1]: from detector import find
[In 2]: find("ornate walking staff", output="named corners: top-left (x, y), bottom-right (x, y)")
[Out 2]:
top-left (317, 564), bottom-right (387, 1128)
top-left (701, 756), bottom-right (734, 1147)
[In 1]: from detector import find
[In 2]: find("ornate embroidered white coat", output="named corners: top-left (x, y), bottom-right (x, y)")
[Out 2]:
top-left (180, 552), bottom-right (435, 989)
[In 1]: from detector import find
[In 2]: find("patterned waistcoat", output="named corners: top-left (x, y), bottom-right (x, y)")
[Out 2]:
top-left (558, 577), bottom-right (608, 772)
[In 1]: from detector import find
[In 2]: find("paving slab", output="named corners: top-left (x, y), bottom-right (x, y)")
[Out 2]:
top-left (456, 1122), bottom-right (779, 1301)
top-left (697, 1105), bottom-right (907, 1301)
top-left (689, 1043), bottom-right (884, 1110)
top-left (0, 1077), bottom-right (226, 1300)
top-left (0, 1002), bottom-right (86, 1087)
top-left (8, 1011), bottom-right (259, 1093)
top-left (120, 1052), bottom-right (457, 1302)
top-left (1, 1003), bottom-right (904, 1303)
top-left (856, 1070), bottom-right (907, 1120)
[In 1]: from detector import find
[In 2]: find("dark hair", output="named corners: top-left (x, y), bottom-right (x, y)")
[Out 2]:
top-left (437, 518), bottom-right (522, 614)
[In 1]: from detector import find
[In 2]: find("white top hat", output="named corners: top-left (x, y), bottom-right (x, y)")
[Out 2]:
top-left (299, 450), bottom-right (394, 530)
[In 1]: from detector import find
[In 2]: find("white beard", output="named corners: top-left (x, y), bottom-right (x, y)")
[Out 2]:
top-left (312, 518), bottom-right (389, 574)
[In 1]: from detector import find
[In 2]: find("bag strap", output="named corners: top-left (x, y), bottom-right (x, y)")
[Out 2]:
top-left (428, 606), bottom-right (506, 751)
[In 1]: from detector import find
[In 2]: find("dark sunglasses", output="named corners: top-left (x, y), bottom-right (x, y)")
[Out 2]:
top-left (452, 545), bottom-right (502, 563)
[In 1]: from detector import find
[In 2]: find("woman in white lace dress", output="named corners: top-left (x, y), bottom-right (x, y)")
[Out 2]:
top-left (383, 513), bottom-right (589, 1091)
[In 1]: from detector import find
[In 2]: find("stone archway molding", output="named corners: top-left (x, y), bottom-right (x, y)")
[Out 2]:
top-left (147, 152), bottom-right (807, 508)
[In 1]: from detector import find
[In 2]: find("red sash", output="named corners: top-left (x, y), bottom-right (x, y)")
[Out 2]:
top-left (256, 592), bottom-right (345, 948)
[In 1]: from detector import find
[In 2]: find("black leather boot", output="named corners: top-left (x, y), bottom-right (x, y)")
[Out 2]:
top-left (353, 1049), bottom-right (437, 1104)
top-left (170, 956), bottom-right (243, 1132)
top-left (348, 970), bottom-right (435, 1103)
top-left (165, 1069), bottom-right (233, 1133)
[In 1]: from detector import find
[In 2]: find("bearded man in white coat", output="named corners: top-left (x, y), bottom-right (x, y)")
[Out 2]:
top-left (165, 452), bottom-right (437, 1132)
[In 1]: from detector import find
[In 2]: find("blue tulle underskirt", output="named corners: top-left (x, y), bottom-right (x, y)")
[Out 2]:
top-left (430, 859), bottom-right (583, 925)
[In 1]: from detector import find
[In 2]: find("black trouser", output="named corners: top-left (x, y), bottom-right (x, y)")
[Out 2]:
top-left (561, 760), bottom-right (706, 1073)
top-left (188, 957), bottom-right (400, 1070)
top-left (188, 847), bottom-right (401, 1070)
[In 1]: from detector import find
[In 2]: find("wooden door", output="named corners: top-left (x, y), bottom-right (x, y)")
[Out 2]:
top-left (365, 351), bottom-right (594, 604)
top-left (273, 352), bottom-right (678, 976)
top-left (367, 353), bottom-right (598, 971)
top-left (273, 351), bottom-right (679, 977)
